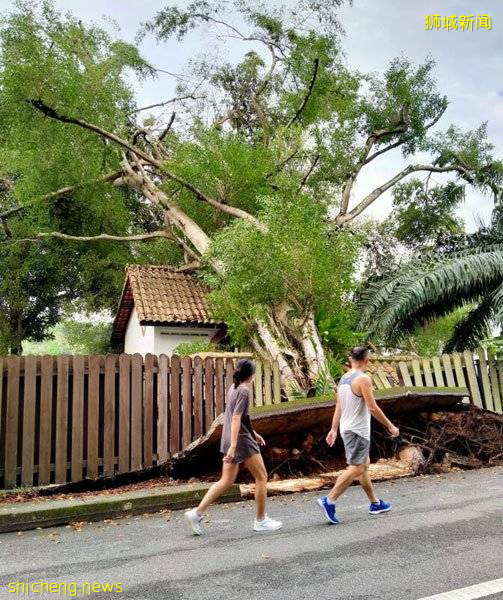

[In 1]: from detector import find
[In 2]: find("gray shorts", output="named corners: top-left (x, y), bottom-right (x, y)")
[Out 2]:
top-left (341, 431), bottom-right (370, 465)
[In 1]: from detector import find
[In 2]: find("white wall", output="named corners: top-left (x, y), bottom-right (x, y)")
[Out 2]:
top-left (124, 308), bottom-right (155, 356)
top-left (124, 308), bottom-right (219, 356)
top-left (153, 325), bottom-right (220, 356)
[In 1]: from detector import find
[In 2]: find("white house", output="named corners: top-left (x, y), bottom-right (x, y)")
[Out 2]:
top-left (111, 264), bottom-right (224, 356)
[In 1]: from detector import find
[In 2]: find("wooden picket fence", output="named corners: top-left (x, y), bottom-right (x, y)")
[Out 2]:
top-left (370, 348), bottom-right (503, 414)
top-left (0, 354), bottom-right (281, 490)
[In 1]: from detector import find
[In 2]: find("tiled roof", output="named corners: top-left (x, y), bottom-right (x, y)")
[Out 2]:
top-left (111, 265), bottom-right (216, 340)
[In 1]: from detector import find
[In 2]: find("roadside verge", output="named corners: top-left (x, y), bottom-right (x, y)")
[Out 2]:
top-left (0, 483), bottom-right (241, 533)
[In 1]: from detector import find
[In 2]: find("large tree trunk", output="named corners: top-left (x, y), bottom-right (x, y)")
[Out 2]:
top-left (300, 311), bottom-right (327, 380)
top-left (9, 317), bottom-right (23, 355)
top-left (252, 308), bottom-right (327, 394)
top-left (129, 161), bottom-right (328, 392)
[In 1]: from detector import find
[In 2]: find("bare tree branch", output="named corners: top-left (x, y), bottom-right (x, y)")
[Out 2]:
top-left (363, 106), bottom-right (447, 166)
top-left (338, 108), bottom-right (411, 217)
top-left (266, 149), bottom-right (299, 179)
top-left (175, 260), bottom-right (201, 272)
top-left (0, 169), bottom-right (123, 222)
top-left (287, 58), bottom-right (319, 127)
top-left (11, 230), bottom-right (175, 244)
top-left (159, 112), bottom-right (176, 141)
top-left (130, 95), bottom-right (200, 114)
top-left (297, 154), bottom-right (320, 193)
top-left (335, 163), bottom-right (470, 225)
top-left (28, 99), bottom-right (161, 167)
top-left (29, 101), bottom-right (266, 232)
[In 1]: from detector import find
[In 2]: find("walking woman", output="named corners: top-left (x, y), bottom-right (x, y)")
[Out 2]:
top-left (185, 358), bottom-right (282, 534)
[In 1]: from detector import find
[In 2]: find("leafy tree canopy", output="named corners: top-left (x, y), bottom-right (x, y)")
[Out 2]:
top-left (0, 0), bottom-right (500, 386)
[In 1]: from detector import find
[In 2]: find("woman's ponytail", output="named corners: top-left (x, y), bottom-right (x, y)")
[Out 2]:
top-left (233, 358), bottom-right (256, 386)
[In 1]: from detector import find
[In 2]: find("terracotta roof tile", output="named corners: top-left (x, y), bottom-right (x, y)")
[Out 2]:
top-left (111, 265), bottom-right (216, 340)
top-left (127, 264), bottom-right (215, 325)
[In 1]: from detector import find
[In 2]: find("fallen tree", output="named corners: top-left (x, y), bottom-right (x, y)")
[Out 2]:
top-left (170, 387), bottom-right (471, 478)
top-left (1, 2), bottom-right (501, 389)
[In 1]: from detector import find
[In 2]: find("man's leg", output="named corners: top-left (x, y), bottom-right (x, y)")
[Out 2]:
top-left (357, 461), bottom-right (379, 504)
top-left (327, 463), bottom-right (366, 502)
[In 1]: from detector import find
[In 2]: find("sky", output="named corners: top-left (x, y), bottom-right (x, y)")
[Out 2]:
top-left (0, 0), bottom-right (501, 230)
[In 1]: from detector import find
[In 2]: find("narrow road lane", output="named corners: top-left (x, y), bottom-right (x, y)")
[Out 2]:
top-left (1, 467), bottom-right (502, 600)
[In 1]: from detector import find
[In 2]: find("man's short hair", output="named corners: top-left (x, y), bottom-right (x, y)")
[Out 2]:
top-left (350, 346), bottom-right (370, 361)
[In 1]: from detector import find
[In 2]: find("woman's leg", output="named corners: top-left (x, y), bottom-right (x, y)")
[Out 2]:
top-left (244, 453), bottom-right (268, 520)
top-left (197, 461), bottom-right (239, 514)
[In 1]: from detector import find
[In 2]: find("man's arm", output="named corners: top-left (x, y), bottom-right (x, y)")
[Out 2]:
top-left (326, 392), bottom-right (341, 447)
top-left (359, 376), bottom-right (400, 437)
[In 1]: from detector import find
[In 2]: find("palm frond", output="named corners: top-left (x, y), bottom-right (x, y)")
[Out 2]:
top-left (360, 243), bottom-right (503, 346)
top-left (444, 292), bottom-right (495, 352)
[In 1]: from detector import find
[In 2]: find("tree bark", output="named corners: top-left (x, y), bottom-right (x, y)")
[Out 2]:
top-left (300, 311), bottom-right (327, 380)
top-left (9, 317), bottom-right (23, 355)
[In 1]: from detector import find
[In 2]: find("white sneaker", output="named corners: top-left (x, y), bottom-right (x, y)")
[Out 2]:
top-left (185, 508), bottom-right (203, 535)
top-left (253, 515), bottom-right (283, 532)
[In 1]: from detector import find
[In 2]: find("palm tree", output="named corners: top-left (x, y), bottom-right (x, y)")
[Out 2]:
top-left (359, 227), bottom-right (503, 352)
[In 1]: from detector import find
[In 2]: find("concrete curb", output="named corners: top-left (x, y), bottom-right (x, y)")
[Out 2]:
top-left (0, 483), bottom-right (241, 533)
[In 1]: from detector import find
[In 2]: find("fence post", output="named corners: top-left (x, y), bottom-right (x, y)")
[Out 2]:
top-left (118, 354), bottom-right (131, 474)
top-left (488, 351), bottom-right (502, 414)
top-left (463, 351), bottom-right (482, 408)
top-left (273, 361), bottom-right (281, 404)
top-left (477, 347), bottom-right (493, 411)
top-left (103, 355), bottom-right (116, 477)
top-left (5, 357), bottom-right (20, 489)
top-left (131, 354), bottom-right (143, 470)
top-left (204, 357), bottom-right (215, 430)
top-left (398, 361), bottom-right (412, 386)
top-left (21, 356), bottom-right (36, 487)
top-left (441, 354), bottom-right (456, 387)
top-left (431, 356), bottom-right (445, 387)
top-left (254, 361), bottom-right (263, 406)
top-left (143, 354), bottom-right (154, 467)
top-left (170, 356), bottom-right (181, 454)
top-left (264, 361), bottom-right (272, 405)
top-left (86, 355), bottom-right (101, 479)
top-left (71, 355), bottom-right (85, 482)
top-left (422, 358), bottom-right (434, 386)
top-left (451, 353), bottom-right (466, 388)
top-left (55, 356), bottom-right (69, 484)
top-left (215, 358), bottom-right (225, 416)
top-left (193, 356), bottom-right (204, 439)
top-left (157, 354), bottom-right (169, 465)
top-left (39, 356), bottom-right (53, 486)
top-left (182, 357), bottom-right (193, 448)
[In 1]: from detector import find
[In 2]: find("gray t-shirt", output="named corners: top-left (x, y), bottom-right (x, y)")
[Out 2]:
top-left (220, 385), bottom-right (260, 463)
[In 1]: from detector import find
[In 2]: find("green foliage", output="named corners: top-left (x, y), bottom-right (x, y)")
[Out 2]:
top-left (401, 307), bottom-right (470, 356)
top-left (173, 339), bottom-right (216, 356)
top-left (361, 58), bottom-right (448, 157)
top-left (359, 233), bottom-right (503, 352)
top-left (482, 334), bottom-right (503, 358)
top-left (1, 0), bottom-right (501, 367)
top-left (203, 195), bottom-right (360, 346)
top-left (391, 179), bottom-right (465, 250)
top-left (0, 1), bottom-right (182, 352)
top-left (316, 305), bottom-right (364, 357)
top-left (23, 317), bottom-right (112, 355)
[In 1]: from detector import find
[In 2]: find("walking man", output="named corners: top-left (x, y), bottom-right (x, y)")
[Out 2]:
top-left (317, 346), bottom-right (400, 523)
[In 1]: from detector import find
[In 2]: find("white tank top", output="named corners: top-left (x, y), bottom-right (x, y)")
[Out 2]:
top-left (338, 370), bottom-right (371, 440)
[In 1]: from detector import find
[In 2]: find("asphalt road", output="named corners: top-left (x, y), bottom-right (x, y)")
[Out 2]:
top-left (1, 467), bottom-right (502, 600)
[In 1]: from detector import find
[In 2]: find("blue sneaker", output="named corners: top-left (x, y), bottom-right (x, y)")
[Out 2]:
top-left (369, 499), bottom-right (392, 515)
top-left (316, 496), bottom-right (339, 524)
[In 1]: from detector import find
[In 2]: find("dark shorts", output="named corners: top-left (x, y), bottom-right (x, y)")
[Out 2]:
top-left (221, 433), bottom-right (260, 464)
top-left (341, 431), bottom-right (370, 465)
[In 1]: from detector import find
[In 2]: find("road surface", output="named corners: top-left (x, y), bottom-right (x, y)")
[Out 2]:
top-left (1, 466), bottom-right (502, 600)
